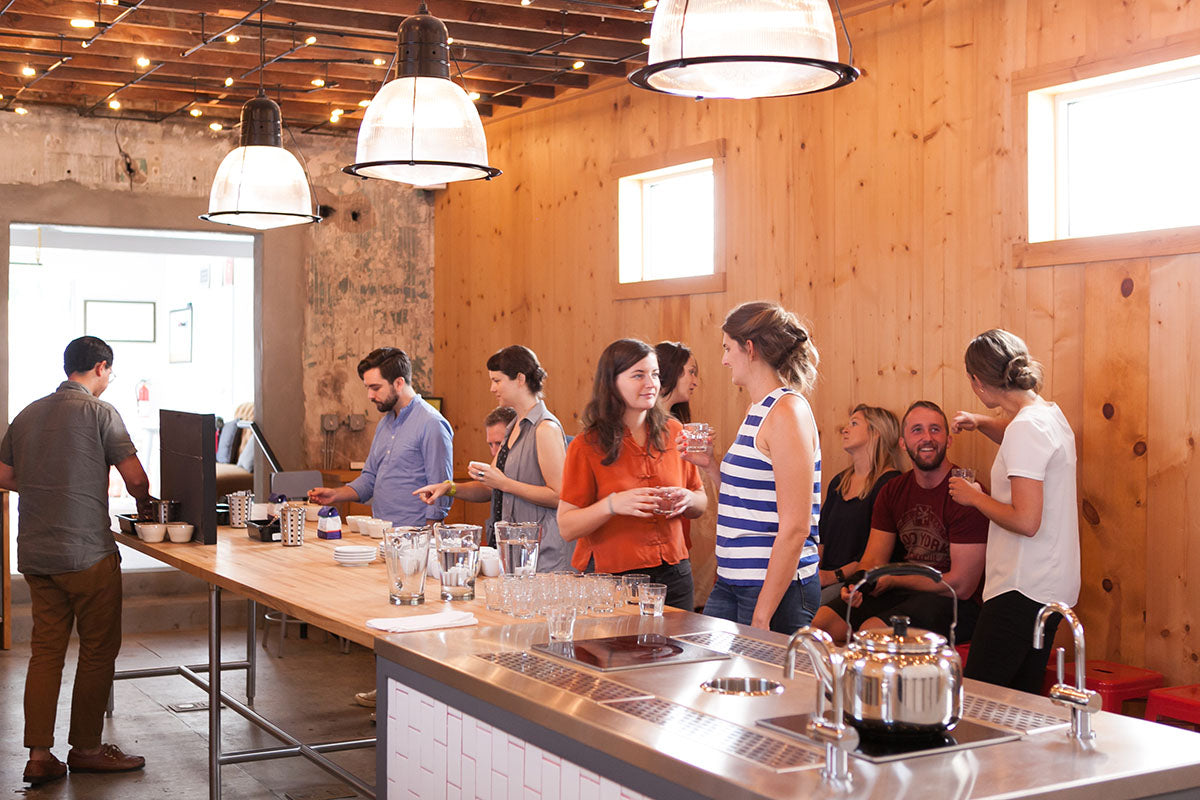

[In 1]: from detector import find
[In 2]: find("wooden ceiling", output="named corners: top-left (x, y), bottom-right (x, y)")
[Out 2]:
top-left (0, 0), bottom-right (656, 134)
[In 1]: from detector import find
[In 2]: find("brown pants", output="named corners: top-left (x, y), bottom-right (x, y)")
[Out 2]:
top-left (24, 552), bottom-right (123, 750)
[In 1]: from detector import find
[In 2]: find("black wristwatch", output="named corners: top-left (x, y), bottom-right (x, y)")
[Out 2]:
top-left (834, 567), bottom-right (846, 583)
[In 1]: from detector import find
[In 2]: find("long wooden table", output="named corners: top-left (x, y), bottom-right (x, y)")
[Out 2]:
top-left (115, 515), bottom-right (640, 800)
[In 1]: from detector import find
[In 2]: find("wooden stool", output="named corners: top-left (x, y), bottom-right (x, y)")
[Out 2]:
top-left (1043, 660), bottom-right (1164, 712)
top-left (1145, 685), bottom-right (1200, 729)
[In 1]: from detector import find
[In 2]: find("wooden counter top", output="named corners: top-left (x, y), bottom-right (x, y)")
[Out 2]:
top-left (115, 514), bottom-right (643, 648)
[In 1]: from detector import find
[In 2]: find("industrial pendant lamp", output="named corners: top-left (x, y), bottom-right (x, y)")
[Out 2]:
top-left (628, 0), bottom-right (859, 100)
top-left (202, 14), bottom-right (321, 229)
top-left (343, 2), bottom-right (500, 187)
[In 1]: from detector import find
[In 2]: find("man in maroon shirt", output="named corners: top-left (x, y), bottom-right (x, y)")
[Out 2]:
top-left (811, 401), bottom-right (988, 642)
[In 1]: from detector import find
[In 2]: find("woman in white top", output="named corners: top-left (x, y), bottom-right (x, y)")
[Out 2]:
top-left (948, 329), bottom-right (1080, 693)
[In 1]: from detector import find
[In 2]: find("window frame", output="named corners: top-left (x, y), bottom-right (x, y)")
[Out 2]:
top-left (612, 139), bottom-right (727, 300)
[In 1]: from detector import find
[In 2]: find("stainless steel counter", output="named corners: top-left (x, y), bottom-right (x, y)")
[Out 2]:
top-left (375, 612), bottom-right (1200, 799)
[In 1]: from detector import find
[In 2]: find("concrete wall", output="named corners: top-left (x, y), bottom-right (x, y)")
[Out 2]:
top-left (0, 106), bottom-right (435, 475)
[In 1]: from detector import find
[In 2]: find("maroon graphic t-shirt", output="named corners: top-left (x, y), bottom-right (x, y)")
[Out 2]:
top-left (870, 467), bottom-right (989, 603)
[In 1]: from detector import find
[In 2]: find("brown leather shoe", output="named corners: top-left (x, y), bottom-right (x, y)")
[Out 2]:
top-left (67, 743), bottom-right (146, 773)
top-left (23, 755), bottom-right (67, 785)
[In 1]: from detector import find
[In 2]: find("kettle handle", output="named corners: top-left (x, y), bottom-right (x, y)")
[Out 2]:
top-left (845, 562), bottom-right (958, 648)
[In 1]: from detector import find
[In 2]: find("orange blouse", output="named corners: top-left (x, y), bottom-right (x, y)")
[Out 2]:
top-left (560, 418), bottom-right (701, 573)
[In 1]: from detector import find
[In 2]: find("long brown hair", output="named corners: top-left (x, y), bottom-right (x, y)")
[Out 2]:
top-left (581, 339), bottom-right (669, 465)
top-left (834, 404), bottom-right (902, 500)
top-left (654, 340), bottom-right (693, 423)
top-left (964, 329), bottom-right (1044, 392)
top-left (722, 301), bottom-right (818, 393)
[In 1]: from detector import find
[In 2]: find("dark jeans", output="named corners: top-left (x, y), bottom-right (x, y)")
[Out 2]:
top-left (703, 577), bottom-right (820, 634)
top-left (615, 560), bottom-right (694, 612)
top-left (964, 590), bottom-right (1062, 694)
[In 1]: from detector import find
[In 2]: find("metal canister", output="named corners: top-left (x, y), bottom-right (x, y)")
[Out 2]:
top-left (149, 499), bottom-right (181, 523)
top-left (280, 504), bottom-right (306, 547)
top-left (227, 491), bottom-right (253, 528)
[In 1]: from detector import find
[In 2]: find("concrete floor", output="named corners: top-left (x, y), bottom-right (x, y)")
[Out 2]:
top-left (2, 621), bottom-right (377, 799)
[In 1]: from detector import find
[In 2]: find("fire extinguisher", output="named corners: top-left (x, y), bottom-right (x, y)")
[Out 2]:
top-left (136, 379), bottom-right (151, 416)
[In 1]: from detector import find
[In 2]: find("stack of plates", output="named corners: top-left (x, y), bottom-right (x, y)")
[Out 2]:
top-left (333, 545), bottom-right (376, 567)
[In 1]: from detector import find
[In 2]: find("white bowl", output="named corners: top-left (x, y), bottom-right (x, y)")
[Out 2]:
top-left (363, 518), bottom-right (390, 539)
top-left (136, 523), bottom-right (167, 543)
top-left (346, 515), bottom-right (371, 533)
top-left (166, 523), bottom-right (194, 543)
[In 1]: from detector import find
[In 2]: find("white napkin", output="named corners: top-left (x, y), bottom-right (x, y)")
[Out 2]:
top-left (366, 610), bottom-right (478, 633)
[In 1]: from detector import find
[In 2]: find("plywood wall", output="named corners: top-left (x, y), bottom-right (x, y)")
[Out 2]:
top-left (433, 0), bottom-right (1199, 684)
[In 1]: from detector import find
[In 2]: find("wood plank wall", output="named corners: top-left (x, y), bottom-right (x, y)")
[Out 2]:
top-left (433, 0), bottom-right (1200, 684)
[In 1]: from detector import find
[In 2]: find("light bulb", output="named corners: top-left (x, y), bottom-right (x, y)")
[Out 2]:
top-left (358, 99), bottom-right (370, 107)
top-left (305, 35), bottom-right (317, 45)
top-left (311, 77), bottom-right (325, 87)
top-left (468, 91), bottom-right (481, 101)
top-left (224, 77), bottom-right (233, 87)
top-left (210, 122), bottom-right (223, 131)
top-left (136, 56), bottom-right (150, 67)
top-left (225, 34), bottom-right (240, 43)
top-left (190, 108), bottom-right (203, 117)
top-left (109, 99), bottom-right (121, 109)
top-left (70, 18), bottom-right (95, 28)
top-left (644, 0), bottom-right (657, 7)
top-left (15, 106), bottom-right (28, 115)
top-left (21, 66), bottom-right (36, 77)
top-left (373, 57), bottom-right (386, 66)
top-left (572, 60), bottom-right (585, 70)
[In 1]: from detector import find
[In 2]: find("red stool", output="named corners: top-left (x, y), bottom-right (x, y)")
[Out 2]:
top-left (1145, 685), bottom-right (1200, 729)
top-left (1043, 660), bottom-right (1164, 713)
top-left (955, 642), bottom-right (970, 663)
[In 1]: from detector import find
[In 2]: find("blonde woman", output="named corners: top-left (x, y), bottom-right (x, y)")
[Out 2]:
top-left (816, 405), bottom-right (902, 601)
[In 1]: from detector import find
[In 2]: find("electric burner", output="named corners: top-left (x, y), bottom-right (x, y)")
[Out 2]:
top-left (756, 714), bottom-right (1020, 764)
top-left (530, 634), bottom-right (730, 672)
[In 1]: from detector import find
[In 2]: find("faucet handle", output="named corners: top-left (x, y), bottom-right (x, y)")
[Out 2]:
top-left (1055, 647), bottom-right (1065, 685)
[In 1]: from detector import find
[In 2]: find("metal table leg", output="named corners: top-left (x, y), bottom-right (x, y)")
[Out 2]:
top-left (246, 599), bottom-right (257, 705)
top-left (209, 584), bottom-right (222, 800)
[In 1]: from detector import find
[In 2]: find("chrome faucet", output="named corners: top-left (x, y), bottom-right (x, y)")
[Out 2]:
top-left (786, 627), bottom-right (857, 784)
top-left (1033, 602), bottom-right (1101, 740)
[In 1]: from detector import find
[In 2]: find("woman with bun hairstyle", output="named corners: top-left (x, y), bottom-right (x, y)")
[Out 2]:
top-left (687, 301), bottom-right (823, 633)
top-left (655, 341), bottom-right (699, 424)
top-left (557, 339), bottom-right (706, 610)
top-left (414, 345), bottom-right (574, 573)
top-left (948, 329), bottom-right (1080, 693)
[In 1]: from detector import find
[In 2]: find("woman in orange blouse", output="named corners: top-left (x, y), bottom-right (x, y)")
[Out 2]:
top-left (557, 338), bottom-right (707, 610)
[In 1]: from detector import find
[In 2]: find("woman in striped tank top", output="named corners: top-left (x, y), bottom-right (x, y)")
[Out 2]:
top-left (687, 302), bottom-right (823, 633)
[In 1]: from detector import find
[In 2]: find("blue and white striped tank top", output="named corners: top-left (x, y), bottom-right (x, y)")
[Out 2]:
top-left (715, 387), bottom-right (821, 586)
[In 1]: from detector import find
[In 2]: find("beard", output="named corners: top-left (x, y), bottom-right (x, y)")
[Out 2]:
top-left (905, 441), bottom-right (947, 472)
top-left (374, 390), bottom-right (398, 413)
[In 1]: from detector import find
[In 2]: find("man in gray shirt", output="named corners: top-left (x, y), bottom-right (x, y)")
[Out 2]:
top-left (0, 336), bottom-right (153, 785)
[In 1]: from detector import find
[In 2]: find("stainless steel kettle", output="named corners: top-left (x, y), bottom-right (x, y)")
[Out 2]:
top-left (798, 563), bottom-right (964, 737)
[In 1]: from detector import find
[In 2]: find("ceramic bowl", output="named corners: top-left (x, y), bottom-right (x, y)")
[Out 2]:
top-left (363, 518), bottom-right (390, 539)
top-left (346, 515), bottom-right (371, 533)
top-left (136, 523), bottom-right (167, 543)
top-left (166, 523), bottom-right (194, 543)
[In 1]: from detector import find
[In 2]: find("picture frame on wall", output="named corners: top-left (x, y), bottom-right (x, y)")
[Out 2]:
top-left (169, 304), bottom-right (193, 363)
top-left (425, 397), bottom-right (443, 412)
top-left (83, 300), bottom-right (156, 343)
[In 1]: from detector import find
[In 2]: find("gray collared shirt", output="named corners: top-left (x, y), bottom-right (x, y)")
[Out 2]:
top-left (1, 380), bottom-right (137, 575)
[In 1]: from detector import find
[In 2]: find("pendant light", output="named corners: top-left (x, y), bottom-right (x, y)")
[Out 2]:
top-left (628, 0), bottom-right (859, 100)
top-left (343, 2), bottom-right (500, 188)
top-left (202, 14), bottom-right (321, 229)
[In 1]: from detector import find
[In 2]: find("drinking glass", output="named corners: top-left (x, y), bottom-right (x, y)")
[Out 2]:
top-left (434, 523), bottom-right (482, 601)
top-left (950, 467), bottom-right (976, 483)
top-left (546, 604), bottom-right (577, 642)
top-left (588, 574), bottom-right (617, 614)
top-left (683, 422), bottom-right (712, 453)
top-left (384, 526), bottom-right (432, 605)
top-left (511, 575), bottom-right (537, 619)
top-left (621, 573), bottom-right (650, 605)
top-left (653, 486), bottom-right (684, 516)
top-left (639, 583), bottom-right (667, 617)
top-left (498, 574), bottom-right (521, 615)
top-left (495, 521), bottom-right (542, 576)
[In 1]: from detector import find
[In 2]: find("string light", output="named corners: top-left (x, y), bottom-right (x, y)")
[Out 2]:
top-left (373, 57), bottom-right (386, 66)
top-left (209, 121), bottom-right (223, 131)
top-left (643, 0), bottom-right (657, 7)
top-left (358, 98), bottom-right (370, 107)
top-left (224, 77), bottom-right (234, 87)
top-left (641, 37), bottom-right (651, 45)
top-left (226, 34), bottom-right (240, 43)
top-left (311, 77), bottom-right (325, 87)
top-left (572, 60), bottom-right (585, 70)
top-left (468, 91), bottom-right (481, 100)
top-left (21, 66), bottom-right (36, 77)
top-left (305, 35), bottom-right (317, 45)
top-left (109, 99), bottom-right (121, 109)
top-left (70, 18), bottom-right (95, 28)
top-left (136, 56), bottom-right (150, 67)
top-left (15, 107), bottom-right (29, 115)
top-left (190, 108), bottom-right (203, 117)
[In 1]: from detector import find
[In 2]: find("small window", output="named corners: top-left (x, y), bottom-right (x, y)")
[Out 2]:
top-left (1028, 55), bottom-right (1200, 242)
top-left (613, 141), bottom-right (725, 299)
top-left (619, 159), bottom-right (714, 282)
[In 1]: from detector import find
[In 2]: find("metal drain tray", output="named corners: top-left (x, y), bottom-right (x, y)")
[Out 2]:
top-left (672, 631), bottom-right (813, 675)
top-left (475, 651), bottom-right (651, 703)
top-left (962, 695), bottom-right (1069, 735)
top-left (604, 697), bottom-right (823, 773)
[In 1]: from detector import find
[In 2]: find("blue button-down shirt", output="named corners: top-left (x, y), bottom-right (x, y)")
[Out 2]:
top-left (347, 395), bottom-right (453, 526)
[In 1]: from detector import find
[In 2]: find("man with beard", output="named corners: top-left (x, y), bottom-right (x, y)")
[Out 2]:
top-left (810, 401), bottom-right (987, 642)
top-left (308, 347), bottom-right (454, 713)
top-left (309, 347), bottom-right (453, 529)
